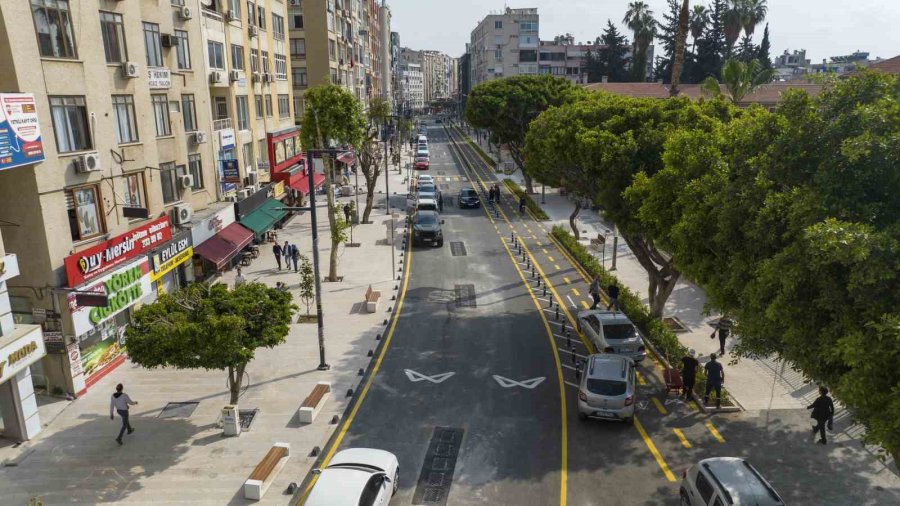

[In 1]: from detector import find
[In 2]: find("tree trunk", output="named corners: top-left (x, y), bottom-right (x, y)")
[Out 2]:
top-left (569, 199), bottom-right (582, 240)
top-left (362, 187), bottom-right (376, 224)
top-left (621, 233), bottom-right (681, 319)
top-left (227, 363), bottom-right (246, 405)
top-left (323, 154), bottom-right (340, 281)
top-left (670, 1), bottom-right (691, 95)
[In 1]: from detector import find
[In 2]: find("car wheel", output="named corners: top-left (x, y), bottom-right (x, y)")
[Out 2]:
top-left (437, 239), bottom-right (444, 247)
top-left (393, 467), bottom-right (399, 495)
top-left (679, 489), bottom-right (691, 506)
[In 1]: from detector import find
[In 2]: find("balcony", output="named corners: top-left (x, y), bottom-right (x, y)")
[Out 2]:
top-left (213, 118), bottom-right (232, 131)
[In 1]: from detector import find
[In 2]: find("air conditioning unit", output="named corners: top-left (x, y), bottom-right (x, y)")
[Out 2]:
top-left (74, 153), bottom-right (101, 173)
top-left (226, 10), bottom-right (239, 21)
top-left (249, 25), bottom-right (259, 37)
top-left (160, 34), bottom-right (177, 48)
top-left (238, 188), bottom-right (253, 199)
top-left (252, 72), bottom-right (262, 82)
top-left (229, 70), bottom-right (241, 82)
top-left (179, 174), bottom-right (194, 189)
top-left (179, 6), bottom-right (193, 20)
top-left (173, 203), bottom-right (193, 224)
top-left (193, 131), bottom-right (208, 144)
top-left (209, 70), bottom-right (224, 84)
top-left (288, 0), bottom-right (300, 5)
top-left (121, 61), bottom-right (140, 78)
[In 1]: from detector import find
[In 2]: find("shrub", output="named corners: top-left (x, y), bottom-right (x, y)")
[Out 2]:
top-left (504, 179), bottom-right (550, 221)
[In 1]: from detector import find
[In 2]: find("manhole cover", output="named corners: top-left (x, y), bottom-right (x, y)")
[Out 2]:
top-left (450, 242), bottom-right (467, 257)
top-left (239, 408), bottom-right (259, 430)
top-left (413, 427), bottom-right (464, 505)
top-left (454, 284), bottom-right (476, 308)
top-left (158, 402), bottom-right (199, 418)
top-left (662, 316), bottom-right (689, 333)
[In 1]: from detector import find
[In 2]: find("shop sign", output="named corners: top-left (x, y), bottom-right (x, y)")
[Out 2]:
top-left (272, 181), bottom-right (285, 199)
top-left (0, 333), bottom-right (46, 384)
top-left (266, 127), bottom-right (304, 174)
top-left (67, 258), bottom-right (152, 337)
top-left (148, 68), bottom-right (172, 89)
top-left (0, 93), bottom-right (45, 172)
top-left (43, 331), bottom-right (65, 354)
top-left (222, 159), bottom-right (240, 183)
top-left (219, 129), bottom-right (236, 149)
top-left (151, 233), bottom-right (193, 282)
top-left (191, 204), bottom-right (236, 246)
top-left (63, 217), bottom-right (171, 287)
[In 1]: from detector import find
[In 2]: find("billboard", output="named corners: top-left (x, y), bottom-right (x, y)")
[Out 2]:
top-left (0, 93), bottom-right (44, 171)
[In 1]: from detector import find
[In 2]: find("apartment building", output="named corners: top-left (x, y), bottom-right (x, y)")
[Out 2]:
top-left (469, 7), bottom-right (539, 86)
top-left (398, 63), bottom-right (425, 112)
top-left (0, 0), bottom-right (225, 412)
top-left (422, 50), bottom-right (453, 102)
top-left (539, 34), bottom-right (589, 84)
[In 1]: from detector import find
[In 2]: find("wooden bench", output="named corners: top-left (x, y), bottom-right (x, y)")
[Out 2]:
top-left (364, 285), bottom-right (382, 313)
top-left (243, 442), bottom-right (291, 500)
top-left (298, 381), bottom-right (332, 424)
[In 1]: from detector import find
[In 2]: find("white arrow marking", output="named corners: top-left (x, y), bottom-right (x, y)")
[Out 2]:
top-left (492, 375), bottom-right (546, 389)
top-left (404, 369), bottom-right (455, 384)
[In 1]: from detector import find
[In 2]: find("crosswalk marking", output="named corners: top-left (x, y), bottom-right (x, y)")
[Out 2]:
top-left (636, 371), bottom-right (648, 386)
top-left (555, 264), bottom-right (561, 270)
top-left (547, 256), bottom-right (555, 262)
top-left (563, 276), bottom-right (571, 284)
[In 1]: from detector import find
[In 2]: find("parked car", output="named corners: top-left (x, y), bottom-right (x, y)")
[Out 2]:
top-left (415, 156), bottom-right (430, 170)
top-left (411, 210), bottom-right (444, 247)
top-left (576, 310), bottom-right (647, 362)
top-left (416, 174), bottom-right (434, 185)
top-left (305, 448), bottom-right (399, 506)
top-left (577, 354), bottom-right (636, 423)
top-left (416, 198), bottom-right (439, 213)
top-left (680, 457), bottom-right (785, 506)
top-left (457, 188), bottom-right (481, 208)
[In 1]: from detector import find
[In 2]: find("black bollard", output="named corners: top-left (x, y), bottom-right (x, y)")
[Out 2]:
top-left (555, 306), bottom-right (560, 320)
top-left (543, 286), bottom-right (547, 297)
top-left (570, 346), bottom-right (577, 365)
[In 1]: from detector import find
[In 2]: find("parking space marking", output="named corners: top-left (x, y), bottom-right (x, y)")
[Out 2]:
top-left (580, 300), bottom-right (590, 309)
top-left (555, 264), bottom-right (562, 271)
top-left (547, 255), bottom-right (555, 262)
top-left (531, 234), bottom-right (538, 240)
top-left (636, 371), bottom-right (649, 386)
top-left (635, 416), bottom-right (677, 482)
top-left (563, 276), bottom-right (571, 284)
top-left (542, 248), bottom-right (549, 254)
top-left (651, 397), bottom-right (668, 415)
top-left (571, 288), bottom-right (580, 296)
top-left (536, 241), bottom-right (543, 246)
top-left (705, 421), bottom-right (726, 443)
top-left (564, 381), bottom-right (579, 388)
top-left (673, 428), bottom-right (692, 449)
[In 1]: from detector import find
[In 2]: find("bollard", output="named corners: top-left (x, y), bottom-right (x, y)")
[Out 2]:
top-left (346, 388), bottom-right (354, 397)
top-left (330, 415), bottom-right (340, 424)
top-left (310, 446), bottom-right (321, 457)
top-left (555, 306), bottom-right (560, 320)
top-left (543, 286), bottom-right (547, 297)
top-left (571, 346), bottom-right (577, 365)
top-left (376, 333), bottom-right (382, 340)
top-left (562, 320), bottom-right (567, 333)
top-left (511, 232), bottom-right (515, 243)
top-left (358, 368), bottom-right (364, 376)
top-left (531, 267), bottom-right (535, 278)
top-left (537, 277), bottom-right (542, 287)
top-left (566, 333), bottom-right (571, 349)
top-left (548, 297), bottom-right (553, 309)
top-left (367, 349), bottom-right (374, 357)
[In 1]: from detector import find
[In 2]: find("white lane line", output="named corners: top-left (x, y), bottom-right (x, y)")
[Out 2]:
top-left (564, 381), bottom-right (580, 388)
top-left (566, 295), bottom-right (577, 309)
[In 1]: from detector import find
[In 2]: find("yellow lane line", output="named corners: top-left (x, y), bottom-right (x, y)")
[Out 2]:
top-left (542, 248), bottom-right (549, 254)
top-left (555, 264), bottom-right (562, 271)
top-left (636, 371), bottom-right (649, 386)
top-left (536, 241), bottom-right (543, 246)
top-left (673, 428), bottom-right (692, 449)
top-left (532, 234), bottom-right (538, 240)
top-left (635, 416), bottom-right (677, 482)
top-left (563, 276), bottom-right (571, 284)
top-left (571, 288), bottom-right (580, 296)
top-left (548, 255), bottom-right (555, 262)
top-left (580, 300), bottom-right (590, 309)
top-left (705, 421), bottom-right (726, 443)
top-left (651, 397), bottom-right (668, 415)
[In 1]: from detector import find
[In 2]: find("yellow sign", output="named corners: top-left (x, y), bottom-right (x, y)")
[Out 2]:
top-left (273, 181), bottom-right (286, 199)
top-left (0, 341), bottom-right (39, 379)
top-left (151, 246), bottom-right (193, 282)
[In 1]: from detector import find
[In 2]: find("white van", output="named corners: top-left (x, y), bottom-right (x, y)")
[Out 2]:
top-left (417, 135), bottom-right (427, 144)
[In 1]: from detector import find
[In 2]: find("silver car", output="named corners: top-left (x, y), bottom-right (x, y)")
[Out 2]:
top-left (577, 310), bottom-right (647, 362)
top-left (577, 354), bottom-right (636, 423)
top-left (680, 457), bottom-right (784, 506)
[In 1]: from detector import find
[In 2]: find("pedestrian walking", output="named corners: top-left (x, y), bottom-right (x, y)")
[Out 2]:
top-left (519, 195), bottom-right (527, 215)
top-left (282, 241), bottom-right (291, 270)
top-left (703, 353), bottom-right (725, 409)
top-left (807, 386), bottom-right (835, 445)
top-left (438, 192), bottom-right (444, 212)
top-left (272, 243), bottom-right (283, 270)
top-left (291, 243), bottom-right (300, 272)
top-left (607, 282), bottom-right (620, 311)
top-left (234, 268), bottom-right (246, 287)
top-left (710, 317), bottom-right (734, 356)
top-left (343, 203), bottom-right (351, 223)
top-left (681, 349), bottom-right (699, 400)
top-left (110, 383), bottom-right (137, 445)
top-left (589, 276), bottom-right (602, 309)
top-left (487, 186), bottom-right (494, 204)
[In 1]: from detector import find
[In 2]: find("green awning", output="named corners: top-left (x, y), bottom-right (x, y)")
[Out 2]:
top-left (239, 198), bottom-right (287, 237)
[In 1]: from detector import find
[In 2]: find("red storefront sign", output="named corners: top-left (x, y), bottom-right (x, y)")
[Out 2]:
top-left (267, 127), bottom-right (304, 174)
top-left (64, 216), bottom-right (171, 287)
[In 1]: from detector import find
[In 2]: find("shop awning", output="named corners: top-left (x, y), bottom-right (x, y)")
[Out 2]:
top-left (337, 151), bottom-right (356, 165)
top-left (239, 198), bottom-right (288, 237)
top-left (193, 223), bottom-right (254, 269)
top-left (289, 173), bottom-right (326, 195)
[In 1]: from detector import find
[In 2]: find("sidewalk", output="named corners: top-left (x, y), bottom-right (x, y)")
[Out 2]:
top-left (0, 157), bottom-right (412, 504)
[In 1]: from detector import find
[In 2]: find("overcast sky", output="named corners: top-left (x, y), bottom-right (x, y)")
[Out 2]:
top-left (387, 0), bottom-right (900, 63)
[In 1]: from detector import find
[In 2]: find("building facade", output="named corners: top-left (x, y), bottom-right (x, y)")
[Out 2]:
top-left (469, 7), bottom-right (540, 87)
top-left (538, 34), bottom-right (589, 84)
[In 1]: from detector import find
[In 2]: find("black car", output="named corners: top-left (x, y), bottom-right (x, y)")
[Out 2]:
top-left (458, 188), bottom-right (481, 208)
top-left (411, 210), bottom-right (444, 247)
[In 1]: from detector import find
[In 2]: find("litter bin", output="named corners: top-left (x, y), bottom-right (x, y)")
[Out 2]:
top-left (222, 405), bottom-right (241, 437)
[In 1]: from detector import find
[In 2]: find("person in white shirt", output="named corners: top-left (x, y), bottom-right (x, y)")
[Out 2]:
top-left (110, 383), bottom-right (138, 445)
top-left (234, 268), bottom-right (246, 287)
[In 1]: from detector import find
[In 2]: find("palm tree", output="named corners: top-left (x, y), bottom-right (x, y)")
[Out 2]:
top-left (669, 0), bottom-right (691, 96)
top-left (741, 0), bottom-right (767, 37)
top-left (689, 4), bottom-right (708, 54)
top-left (623, 2), bottom-right (656, 81)
top-left (701, 57), bottom-right (776, 103)
top-left (723, 0), bottom-right (744, 52)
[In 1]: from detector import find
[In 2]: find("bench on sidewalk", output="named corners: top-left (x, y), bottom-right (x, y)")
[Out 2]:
top-left (243, 442), bottom-right (291, 500)
top-left (364, 285), bottom-right (382, 313)
top-left (298, 381), bottom-right (332, 424)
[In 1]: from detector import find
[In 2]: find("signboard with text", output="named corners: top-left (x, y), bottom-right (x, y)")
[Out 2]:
top-left (191, 204), bottom-right (236, 246)
top-left (150, 232), bottom-right (193, 282)
top-left (0, 93), bottom-right (44, 172)
top-left (67, 258), bottom-right (152, 337)
top-left (148, 68), bottom-right (172, 89)
top-left (222, 159), bottom-right (240, 183)
top-left (267, 127), bottom-right (304, 174)
top-left (63, 216), bottom-right (171, 287)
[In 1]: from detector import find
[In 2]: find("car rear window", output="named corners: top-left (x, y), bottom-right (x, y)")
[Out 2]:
top-left (586, 379), bottom-right (626, 396)
top-left (461, 189), bottom-right (477, 197)
top-left (416, 214), bottom-right (437, 225)
top-left (604, 323), bottom-right (637, 340)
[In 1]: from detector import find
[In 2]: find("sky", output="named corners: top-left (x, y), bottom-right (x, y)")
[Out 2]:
top-left (386, 0), bottom-right (900, 63)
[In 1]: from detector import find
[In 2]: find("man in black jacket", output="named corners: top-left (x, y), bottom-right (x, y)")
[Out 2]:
top-left (808, 386), bottom-right (835, 444)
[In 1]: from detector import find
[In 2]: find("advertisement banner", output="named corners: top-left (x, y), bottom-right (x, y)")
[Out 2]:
top-left (219, 129), bottom-right (235, 149)
top-left (222, 159), bottom-right (240, 183)
top-left (150, 232), bottom-right (193, 282)
top-left (67, 258), bottom-right (152, 337)
top-left (191, 203), bottom-right (236, 246)
top-left (63, 216), bottom-right (171, 287)
top-left (148, 68), bottom-right (171, 89)
top-left (0, 93), bottom-right (44, 172)
top-left (0, 330), bottom-right (46, 385)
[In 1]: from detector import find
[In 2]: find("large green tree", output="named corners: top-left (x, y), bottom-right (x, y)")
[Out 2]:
top-left (126, 283), bottom-right (295, 404)
top-left (464, 74), bottom-right (581, 194)
top-left (623, 1), bottom-right (657, 82)
top-left (301, 85), bottom-right (365, 281)
top-left (691, 0), bottom-right (727, 83)
top-left (701, 57), bottom-right (775, 103)
top-left (585, 21), bottom-right (631, 83)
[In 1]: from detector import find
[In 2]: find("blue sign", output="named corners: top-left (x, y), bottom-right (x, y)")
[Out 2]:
top-left (0, 94), bottom-right (44, 171)
top-left (221, 159), bottom-right (240, 183)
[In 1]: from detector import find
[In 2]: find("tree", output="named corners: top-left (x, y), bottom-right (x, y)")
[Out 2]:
top-left (301, 85), bottom-right (365, 281)
top-left (357, 96), bottom-right (390, 224)
top-left (701, 57), bottom-right (775, 103)
top-left (756, 23), bottom-right (772, 70)
top-left (623, 1), bottom-right (657, 81)
top-left (735, 35), bottom-right (758, 63)
top-left (125, 283), bottom-right (295, 404)
top-left (692, 0), bottom-right (727, 83)
top-left (670, 0), bottom-right (692, 94)
top-left (464, 75), bottom-right (581, 194)
top-left (689, 4), bottom-right (709, 54)
top-left (298, 255), bottom-right (315, 317)
top-left (740, 0), bottom-right (768, 37)
top-left (585, 21), bottom-right (631, 83)
top-left (653, 0), bottom-right (681, 84)
top-left (723, 0), bottom-right (743, 52)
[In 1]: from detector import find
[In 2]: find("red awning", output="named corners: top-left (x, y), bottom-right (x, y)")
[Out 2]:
top-left (193, 223), bottom-right (254, 269)
top-left (337, 151), bottom-right (356, 165)
top-left (289, 172), bottom-right (326, 195)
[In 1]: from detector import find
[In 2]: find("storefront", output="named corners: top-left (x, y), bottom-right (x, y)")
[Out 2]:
top-left (191, 203), bottom-right (254, 276)
top-left (235, 183), bottom-right (288, 241)
top-left (147, 230), bottom-right (193, 300)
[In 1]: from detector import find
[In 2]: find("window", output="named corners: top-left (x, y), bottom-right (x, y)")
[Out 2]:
top-left (143, 22), bottom-right (162, 67)
top-left (247, 1), bottom-right (255, 26)
top-left (152, 94), bottom-right (171, 136)
top-left (272, 13), bottom-right (284, 40)
top-left (242, 142), bottom-right (253, 169)
top-left (214, 97), bottom-right (228, 120)
top-left (181, 94), bottom-right (197, 132)
top-left (494, 20), bottom-right (502, 29)
top-left (293, 96), bottom-right (303, 119)
top-left (292, 14), bottom-right (303, 29)
top-left (231, 44), bottom-right (244, 70)
top-left (250, 49), bottom-right (259, 72)
top-left (122, 173), bottom-right (147, 210)
top-left (68, 186), bottom-right (104, 241)
top-left (275, 54), bottom-right (287, 80)
top-left (290, 38), bottom-right (306, 59)
top-left (495, 49), bottom-right (502, 60)
top-left (50, 96), bottom-right (91, 153)
top-left (330, 68), bottom-right (338, 84)
top-left (112, 95), bottom-right (138, 144)
top-left (264, 95), bottom-right (273, 117)
top-left (159, 162), bottom-right (179, 204)
top-left (235, 95), bottom-right (250, 130)
top-left (328, 40), bottom-right (336, 60)
top-left (228, 0), bottom-right (241, 20)
top-left (207, 41), bottom-right (225, 69)
top-left (32, 0), bottom-right (77, 58)
top-left (695, 473), bottom-right (715, 504)
top-left (494, 35), bottom-right (504, 46)
top-left (188, 154), bottom-right (204, 190)
top-left (257, 5), bottom-right (266, 30)
top-left (174, 30), bottom-right (191, 69)
top-left (519, 21), bottom-right (539, 32)
top-left (254, 94), bottom-right (263, 117)
top-left (278, 94), bottom-right (290, 118)
top-left (261, 50), bottom-right (269, 73)
top-left (519, 50), bottom-right (537, 63)
top-left (100, 11), bottom-right (127, 63)
top-left (292, 67), bottom-right (307, 87)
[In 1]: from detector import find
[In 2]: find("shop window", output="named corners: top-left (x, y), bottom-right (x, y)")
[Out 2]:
top-left (50, 96), bottom-right (92, 153)
top-left (159, 162), bottom-right (179, 204)
top-left (112, 95), bottom-right (139, 144)
top-left (67, 185), bottom-right (104, 241)
top-left (231, 44), bottom-right (244, 70)
top-left (174, 29), bottom-right (191, 69)
top-left (152, 94), bottom-right (171, 137)
top-left (207, 41), bottom-right (225, 69)
top-left (143, 22), bottom-right (162, 67)
top-left (188, 154), bottom-right (204, 190)
top-left (122, 172), bottom-right (147, 210)
top-left (181, 94), bottom-right (197, 132)
top-left (32, 0), bottom-right (78, 59)
top-left (100, 11), bottom-right (127, 63)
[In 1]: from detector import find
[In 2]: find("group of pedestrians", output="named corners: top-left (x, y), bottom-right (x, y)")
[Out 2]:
top-left (272, 240), bottom-right (301, 272)
top-left (588, 276), bottom-right (621, 311)
top-left (487, 184), bottom-right (501, 205)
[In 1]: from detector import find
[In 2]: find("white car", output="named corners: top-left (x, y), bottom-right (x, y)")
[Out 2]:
top-left (306, 448), bottom-right (399, 506)
top-left (577, 309), bottom-right (647, 362)
top-left (416, 174), bottom-right (434, 184)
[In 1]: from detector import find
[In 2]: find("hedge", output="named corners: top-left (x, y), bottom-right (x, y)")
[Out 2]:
top-left (550, 225), bottom-right (733, 406)
top-left (504, 179), bottom-right (550, 221)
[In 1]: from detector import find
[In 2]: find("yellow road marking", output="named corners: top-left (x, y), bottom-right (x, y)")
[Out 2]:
top-left (548, 255), bottom-right (555, 262)
top-left (705, 421), bottom-right (726, 443)
top-left (542, 248), bottom-right (549, 254)
top-left (531, 234), bottom-right (538, 240)
top-left (580, 300), bottom-right (590, 309)
top-left (555, 264), bottom-right (562, 271)
top-left (688, 401), bottom-right (700, 412)
top-left (673, 428), bottom-right (692, 449)
top-left (536, 241), bottom-right (543, 246)
top-left (563, 276), bottom-right (571, 284)
top-left (636, 371), bottom-right (649, 386)
top-left (651, 397), bottom-right (668, 415)
top-left (635, 416), bottom-right (677, 482)
top-left (571, 287), bottom-right (580, 296)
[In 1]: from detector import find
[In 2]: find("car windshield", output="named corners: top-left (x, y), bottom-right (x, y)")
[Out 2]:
top-left (604, 324), bottom-right (637, 340)
top-left (416, 214), bottom-right (437, 225)
top-left (461, 189), bottom-right (477, 197)
top-left (419, 184), bottom-right (435, 191)
top-left (586, 379), bottom-right (627, 396)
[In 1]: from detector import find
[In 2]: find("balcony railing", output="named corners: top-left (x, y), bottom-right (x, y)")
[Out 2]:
top-left (213, 118), bottom-right (232, 131)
